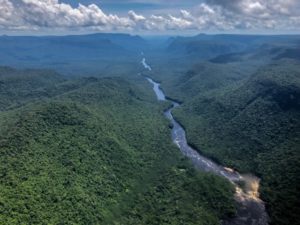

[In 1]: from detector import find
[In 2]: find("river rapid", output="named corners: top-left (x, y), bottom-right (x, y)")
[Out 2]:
top-left (142, 58), bottom-right (269, 225)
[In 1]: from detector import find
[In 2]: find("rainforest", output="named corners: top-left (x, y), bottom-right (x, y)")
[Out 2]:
top-left (0, 1), bottom-right (300, 225)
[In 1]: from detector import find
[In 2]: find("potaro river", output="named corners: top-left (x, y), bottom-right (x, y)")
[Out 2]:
top-left (142, 58), bottom-right (269, 225)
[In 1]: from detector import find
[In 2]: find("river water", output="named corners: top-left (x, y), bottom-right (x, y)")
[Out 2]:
top-left (142, 58), bottom-right (269, 225)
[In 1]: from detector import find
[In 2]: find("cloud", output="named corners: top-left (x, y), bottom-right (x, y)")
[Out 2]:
top-left (205, 0), bottom-right (300, 20)
top-left (0, 0), bottom-right (195, 31)
top-left (128, 10), bottom-right (145, 23)
top-left (191, 0), bottom-right (300, 31)
top-left (0, 0), bottom-right (299, 32)
top-left (0, 0), bottom-right (133, 30)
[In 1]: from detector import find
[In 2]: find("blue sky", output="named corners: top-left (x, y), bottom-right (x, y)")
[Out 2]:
top-left (61, 0), bottom-right (200, 13)
top-left (62, 1), bottom-right (166, 13)
top-left (0, 0), bottom-right (299, 35)
top-left (59, 0), bottom-right (203, 23)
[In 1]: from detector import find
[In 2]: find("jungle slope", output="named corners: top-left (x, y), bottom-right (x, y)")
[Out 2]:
top-left (167, 60), bottom-right (300, 225)
top-left (0, 67), bottom-right (236, 225)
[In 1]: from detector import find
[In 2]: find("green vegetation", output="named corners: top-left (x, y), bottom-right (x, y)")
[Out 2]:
top-left (0, 67), bottom-right (235, 224)
top-left (156, 59), bottom-right (300, 225)
top-left (0, 67), bottom-right (65, 110)
top-left (1, 33), bottom-right (299, 225)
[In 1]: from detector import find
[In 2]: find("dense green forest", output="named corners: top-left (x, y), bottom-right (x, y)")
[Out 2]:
top-left (152, 58), bottom-right (300, 225)
top-left (0, 33), bottom-right (299, 225)
top-left (0, 67), bottom-right (235, 224)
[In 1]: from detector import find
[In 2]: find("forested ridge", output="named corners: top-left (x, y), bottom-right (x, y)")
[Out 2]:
top-left (152, 58), bottom-right (300, 225)
top-left (0, 67), bottom-right (235, 224)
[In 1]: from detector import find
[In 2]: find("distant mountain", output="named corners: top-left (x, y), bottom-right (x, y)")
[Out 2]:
top-left (166, 34), bottom-right (300, 59)
top-left (166, 37), bottom-right (244, 59)
top-left (274, 47), bottom-right (300, 60)
top-left (84, 33), bottom-right (148, 51)
top-left (0, 33), bottom-right (148, 75)
top-left (210, 44), bottom-right (300, 64)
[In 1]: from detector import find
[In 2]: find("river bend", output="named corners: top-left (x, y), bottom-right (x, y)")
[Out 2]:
top-left (142, 58), bottom-right (269, 225)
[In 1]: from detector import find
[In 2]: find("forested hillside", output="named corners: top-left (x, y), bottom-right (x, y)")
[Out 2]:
top-left (0, 67), bottom-right (235, 224)
top-left (155, 59), bottom-right (300, 225)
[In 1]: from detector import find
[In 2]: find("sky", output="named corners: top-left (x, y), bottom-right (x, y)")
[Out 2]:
top-left (0, 0), bottom-right (299, 35)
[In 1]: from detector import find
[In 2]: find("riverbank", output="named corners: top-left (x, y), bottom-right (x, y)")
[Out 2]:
top-left (142, 57), bottom-right (269, 225)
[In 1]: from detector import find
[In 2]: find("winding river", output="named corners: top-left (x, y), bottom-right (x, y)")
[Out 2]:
top-left (142, 58), bottom-right (269, 225)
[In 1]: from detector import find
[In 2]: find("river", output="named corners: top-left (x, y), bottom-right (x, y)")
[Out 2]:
top-left (142, 58), bottom-right (269, 225)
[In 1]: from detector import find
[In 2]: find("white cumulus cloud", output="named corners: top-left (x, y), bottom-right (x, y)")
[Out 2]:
top-left (0, 0), bottom-right (299, 32)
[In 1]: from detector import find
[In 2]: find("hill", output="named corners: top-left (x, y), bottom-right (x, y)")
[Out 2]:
top-left (0, 67), bottom-right (236, 225)
top-left (0, 67), bottom-right (65, 110)
top-left (166, 34), bottom-right (300, 60)
top-left (140, 36), bottom-right (300, 225)
top-left (0, 33), bottom-right (147, 76)
top-left (168, 60), bottom-right (300, 225)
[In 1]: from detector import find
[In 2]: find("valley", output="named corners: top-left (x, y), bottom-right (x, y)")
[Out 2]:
top-left (0, 33), bottom-right (299, 225)
top-left (1, 0), bottom-right (300, 224)
top-left (0, 66), bottom-right (236, 225)
top-left (144, 58), bottom-right (268, 225)
top-left (146, 36), bottom-right (300, 225)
